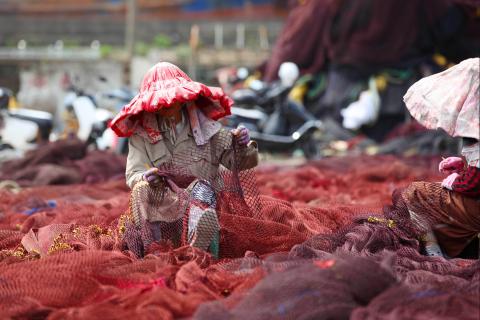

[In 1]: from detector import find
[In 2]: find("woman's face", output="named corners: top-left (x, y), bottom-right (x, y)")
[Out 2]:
top-left (158, 102), bottom-right (183, 117)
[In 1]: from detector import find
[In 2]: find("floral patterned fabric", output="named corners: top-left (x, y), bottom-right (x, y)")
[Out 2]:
top-left (403, 58), bottom-right (479, 139)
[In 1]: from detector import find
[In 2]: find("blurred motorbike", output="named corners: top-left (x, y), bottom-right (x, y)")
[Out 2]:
top-left (224, 62), bottom-right (325, 159)
top-left (60, 76), bottom-right (134, 152)
top-left (0, 87), bottom-right (53, 150)
top-left (101, 86), bottom-right (136, 154)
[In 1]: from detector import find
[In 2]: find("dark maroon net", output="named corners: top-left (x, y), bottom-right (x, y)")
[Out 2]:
top-left (0, 138), bottom-right (125, 186)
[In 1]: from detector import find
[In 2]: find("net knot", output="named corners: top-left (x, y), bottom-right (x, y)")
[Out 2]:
top-left (47, 234), bottom-right (73, 255)
top-left (367, 216), bottom-right (396, 228)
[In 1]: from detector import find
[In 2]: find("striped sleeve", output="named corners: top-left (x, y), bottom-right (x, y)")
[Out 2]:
top-left (451, 165), bottom-right (480, 197)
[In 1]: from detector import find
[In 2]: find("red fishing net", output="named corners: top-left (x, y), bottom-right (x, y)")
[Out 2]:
top-left (1, 155), bottom-right (479, 319)
top-left (0, 138), bottom-right (126, 186)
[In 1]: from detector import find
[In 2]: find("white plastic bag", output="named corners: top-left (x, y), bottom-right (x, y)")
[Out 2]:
top-left (341, 78), bottom-right (380, 130)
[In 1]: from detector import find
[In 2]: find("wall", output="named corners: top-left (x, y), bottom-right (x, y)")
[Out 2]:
top-left (16, 60), bottom-right (124, 116)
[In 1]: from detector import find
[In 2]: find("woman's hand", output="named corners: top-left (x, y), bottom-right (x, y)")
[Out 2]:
top-left (231, 125), bottom-right (250, 146)
top-left (438, 157), bottom-right (465, 175)
top-left (441, 172), bottom-right (460, 190)
top-left (143, 167), bottom-right (164, 187)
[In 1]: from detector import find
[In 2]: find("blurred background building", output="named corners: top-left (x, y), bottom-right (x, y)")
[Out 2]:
top-left (0, 0), bottom-right (288, 115)
top-left (0, 0), bottom-right (478, 156)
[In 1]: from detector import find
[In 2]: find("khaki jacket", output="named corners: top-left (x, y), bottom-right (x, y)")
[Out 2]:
top-left (126, 125), bottom-right (258, 189)
top-left (126, 123), bottom-right (258, 222)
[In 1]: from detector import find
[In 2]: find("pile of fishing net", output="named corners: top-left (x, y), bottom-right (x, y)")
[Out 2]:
top-left (0, 138), bottom-right (125, 186)
top-left (1, 155), bottom-right (478, 319)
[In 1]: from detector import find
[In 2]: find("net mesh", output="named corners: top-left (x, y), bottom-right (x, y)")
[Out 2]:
top-left (125, 130), bottom-right (266, 258)
top-left (1, 154), bottom-right (478, 319)
top-left (0, 138), bottom-right (125, 186)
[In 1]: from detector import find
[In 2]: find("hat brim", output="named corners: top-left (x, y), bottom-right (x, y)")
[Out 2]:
top-left (403, 58), bottom-right (479, 140)
top-left (110, 81), bottom-right (233, 137)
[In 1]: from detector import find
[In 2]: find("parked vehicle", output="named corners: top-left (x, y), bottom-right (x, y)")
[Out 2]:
top-left (0, 87), bottom-right (53, 150)
top-left (60, 77), bottom-right (134, 151)
top-left (225, 81), bottom-right (325, 158)
top-left (100, 86), bottom-right (136, 154)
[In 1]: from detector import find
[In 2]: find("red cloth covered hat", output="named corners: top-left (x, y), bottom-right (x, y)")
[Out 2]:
top-left (110, 62), bottom-right (233, 137)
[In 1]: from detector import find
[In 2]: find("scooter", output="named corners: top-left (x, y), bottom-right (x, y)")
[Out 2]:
top-left (229, 62), bottom-right (305, 128)
top-left (101, 86), bottom-right (136, 154)
top-left (0, 87), bottom-right (53, 150)
top-left (60, 77), bottom-right (121, 151)
top-left (225, 81), bottom-right (326, 159)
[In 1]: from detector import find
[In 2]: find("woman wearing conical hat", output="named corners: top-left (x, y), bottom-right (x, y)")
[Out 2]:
top-left (110, 62), bottom-right (258, 258)
top-left (402, 58), bottom-right (479, 258)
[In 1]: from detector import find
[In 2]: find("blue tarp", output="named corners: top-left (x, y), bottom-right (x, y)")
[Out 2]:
top-left (183, 0), bottom-right (273, 12)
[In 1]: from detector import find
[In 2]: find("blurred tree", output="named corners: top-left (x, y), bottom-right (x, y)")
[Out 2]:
top-left (153, 34), bottom-right (172, 49)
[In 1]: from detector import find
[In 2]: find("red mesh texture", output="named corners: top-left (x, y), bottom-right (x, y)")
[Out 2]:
top-left (194, 252), bottom-right (479, 320)
top-left (351, 262), bottom-right (480, 320)
top-left (2, 155), bottom-right (478, 319)
top-left (0, 138), bottom-right (125, 186)
top-left (194, 255), bottom-right (397, 319)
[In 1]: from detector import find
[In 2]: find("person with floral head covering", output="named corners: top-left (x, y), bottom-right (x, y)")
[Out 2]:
top-left (110, 62), bottom-right (258, 257)
top-left (402, 58), bottom-right (479, 258)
